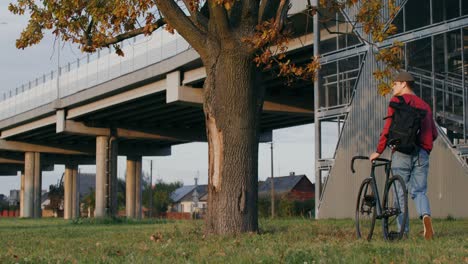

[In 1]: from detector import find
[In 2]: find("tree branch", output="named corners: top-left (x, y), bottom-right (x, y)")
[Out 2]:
top-left (258, 0), bottom-right (280, 24)
top-left (239, 0), bottom-right (259, 31)
top-left (82, 18), bottom-right (166, 51)
top-left (208, 0), bottom-right (231, 41)
top-left (274, 0), bottom-right (290, 33)
top-left (181, 0), bottom-right (209, 31)
top-left (154, 0), bottom-right (208, 57)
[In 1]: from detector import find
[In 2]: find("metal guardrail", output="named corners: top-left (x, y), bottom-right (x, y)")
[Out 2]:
top-left (0, 30), bottom-right (190, 121)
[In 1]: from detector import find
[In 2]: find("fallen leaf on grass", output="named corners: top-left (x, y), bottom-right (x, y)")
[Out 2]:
top-left (150, 232), bottom-right (163, 243)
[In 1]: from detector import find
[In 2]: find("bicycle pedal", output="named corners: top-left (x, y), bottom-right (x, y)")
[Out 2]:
top-left (383, 207), bottom-right (401, 217)
top-left (364, 195), bottom-right (376, 206)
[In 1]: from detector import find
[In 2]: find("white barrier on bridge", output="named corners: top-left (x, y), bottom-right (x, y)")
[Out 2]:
top-left (0, 29), bottom-right (190, 121)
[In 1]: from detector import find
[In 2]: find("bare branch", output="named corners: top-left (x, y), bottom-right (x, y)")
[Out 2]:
top-left (83, 19), bottom-right (94, 47)
top-left (208, 0), bottom-right (231, 41)
top-left (239, 0), bottom-right (259, 31)
top-left (82, 18), bottom-right (165, 51)
top-left (274, 0), bottom-right (290, 33)
top-left (154, 0), bottom-right (208, 57)
top-left (225, 1), bottom-right (242, 28)
top-left (181, 0), bottom-right (208, 30)
top-left (258, 0), bottom-right (279, 24)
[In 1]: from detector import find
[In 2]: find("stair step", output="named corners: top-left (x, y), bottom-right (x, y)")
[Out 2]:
top-left (436, 111), bottom-right (464, 124)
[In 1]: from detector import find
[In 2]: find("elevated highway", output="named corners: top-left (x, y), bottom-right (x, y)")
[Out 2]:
top-left (0, 8), bottom-right (321, 218)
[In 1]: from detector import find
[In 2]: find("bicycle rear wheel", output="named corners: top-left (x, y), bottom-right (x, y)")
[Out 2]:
top-left (383, 175), bottom-right (408, 241)
top-left (356, 178), bottom-right (377, 241)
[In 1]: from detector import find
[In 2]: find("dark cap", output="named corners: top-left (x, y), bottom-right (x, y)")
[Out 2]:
top-left (394, 71), bottom-right (414, 82)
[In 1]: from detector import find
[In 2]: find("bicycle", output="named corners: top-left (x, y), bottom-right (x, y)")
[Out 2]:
top-left (351, 155), bottom-right (409, 241)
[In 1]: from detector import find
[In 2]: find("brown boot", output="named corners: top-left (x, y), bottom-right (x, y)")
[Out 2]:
top-left (423, 215), bottom-right (434, 240)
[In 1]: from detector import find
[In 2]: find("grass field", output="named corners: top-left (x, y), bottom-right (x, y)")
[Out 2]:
top-left (0, 217), bottom-right (466, 263)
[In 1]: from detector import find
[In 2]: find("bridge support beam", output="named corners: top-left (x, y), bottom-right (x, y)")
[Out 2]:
top-left (126, 156), bottom-right (142, 219)
top-left (64, 164), bottom-right (79, 220)
top-left (23, 152), bottom-right (41, 218)
top-left (95, 136), bottom-right (118, 218)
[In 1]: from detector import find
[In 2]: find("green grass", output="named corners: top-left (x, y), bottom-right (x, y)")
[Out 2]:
top-left (0, 217), bottom-right (466, 263)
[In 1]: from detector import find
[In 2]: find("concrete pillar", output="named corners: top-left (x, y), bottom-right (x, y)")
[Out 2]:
top-left (126, 156), bottom-right (142, 219)
top-left (95, 136), bottom-right (107, 218)
top-left (95, 136), bottom-right (118, 218)
top-left (64, 167), bottom-right (72, 219)
top-left (33, 152), bottom-right (42, 218)
top-left (64, 164), bottom-right (78, 220)
top-left (23, 152), bottom-right (35, 218)
top-left (126, 158), bottom-right (136, 218)
top-left (135, 158), bottom-right (142, 219)
top-left (20, 173), bottom-right (25, 217)
top-left (72, 167), bottom-right (79, 218)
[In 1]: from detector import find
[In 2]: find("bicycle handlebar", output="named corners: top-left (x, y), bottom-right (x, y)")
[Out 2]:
top-left (351, 156), bottom-right (391, 173)
top-left (351, 156), bottom-right (368, 173)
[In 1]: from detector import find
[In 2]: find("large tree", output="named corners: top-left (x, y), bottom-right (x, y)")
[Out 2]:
top-left (10, 0), bottom-right (400, 234)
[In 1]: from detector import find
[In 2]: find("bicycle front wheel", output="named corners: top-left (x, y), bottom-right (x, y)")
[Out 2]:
top-left (383, 175), bottom-right (408, 241)
top-left (356, 178), bottom-right (377, 241)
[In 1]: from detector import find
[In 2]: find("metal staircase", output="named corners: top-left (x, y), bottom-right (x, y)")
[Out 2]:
top-left (409, 66), bottom-right (468, 163)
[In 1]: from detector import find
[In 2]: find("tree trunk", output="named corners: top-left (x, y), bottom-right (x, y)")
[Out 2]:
top-left (204, 49), bottom-right (264, 235)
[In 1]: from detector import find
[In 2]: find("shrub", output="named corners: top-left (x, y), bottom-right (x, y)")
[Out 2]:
top-left (258, 197), bottom-right (315, 218)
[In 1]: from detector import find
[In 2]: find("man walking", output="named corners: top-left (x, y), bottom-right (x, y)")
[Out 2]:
top-left (370, 71), bottom-right (438, 240)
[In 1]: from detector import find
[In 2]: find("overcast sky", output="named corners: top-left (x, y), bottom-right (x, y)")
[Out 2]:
top-left (0, 3), bottom-right (337, 196)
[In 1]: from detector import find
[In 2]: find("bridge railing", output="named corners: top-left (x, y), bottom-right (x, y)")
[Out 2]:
top-left (0, 29), bottom-right (190, 121)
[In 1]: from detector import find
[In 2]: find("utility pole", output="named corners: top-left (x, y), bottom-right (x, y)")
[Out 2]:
top-left (312, 0), bottom-right (321, 219)
top-left (149, 159), bottom-right (153, 218)
top-left (193, 172), bottom-right (199, 210)
top-left (270, 142), bottom-right (275, 218)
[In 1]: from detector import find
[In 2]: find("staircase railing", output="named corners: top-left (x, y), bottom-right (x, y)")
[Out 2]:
top-left (409, 67), bottom-right (467, 139)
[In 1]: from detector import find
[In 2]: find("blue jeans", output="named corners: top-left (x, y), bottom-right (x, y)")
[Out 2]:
top-left (391, 148), bottom-right (431, 233)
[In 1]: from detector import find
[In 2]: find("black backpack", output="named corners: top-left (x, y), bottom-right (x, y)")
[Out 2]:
top-left (385, 96), bottom-right (427, 154)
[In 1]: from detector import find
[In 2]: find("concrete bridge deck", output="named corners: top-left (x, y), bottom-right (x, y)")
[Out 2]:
top-left (0, 6), bottom-right (317, 219)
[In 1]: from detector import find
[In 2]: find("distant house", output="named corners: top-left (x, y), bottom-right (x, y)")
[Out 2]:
top-left (170, 185), bottom-right (208, 213)
top-left (258, 173), bottom-right (315, 201)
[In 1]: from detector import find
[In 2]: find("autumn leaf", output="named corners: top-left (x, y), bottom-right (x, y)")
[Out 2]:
top-left (150, 233), bottom-right (163, 243)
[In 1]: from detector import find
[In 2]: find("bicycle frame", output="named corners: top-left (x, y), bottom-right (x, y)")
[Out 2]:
top-left (352, 155), bottom-right (409, 241)
top-left (351, 156), bottom-right (392, 219)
